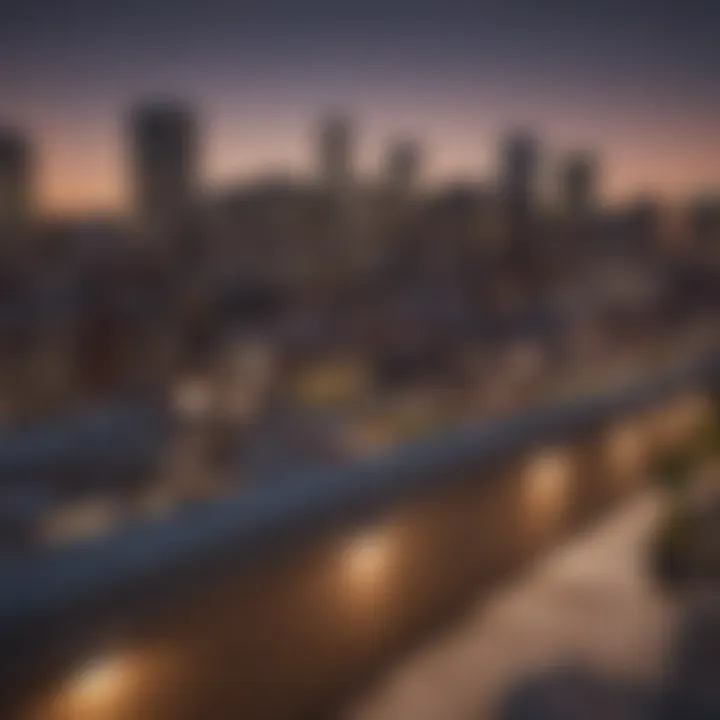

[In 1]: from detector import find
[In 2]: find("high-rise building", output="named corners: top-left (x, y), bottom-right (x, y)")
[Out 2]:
top-left (688, 195), bottom-right (720, 250)
top-left (622, 197), bottom-right (661, 254)
top-left (561, 152), bottom-right (597, 218)
top-left (319, 114), bottom-right (353, 193)
top-left (501, 132), bottom-right (539, 221)
top-left (130, 101), bottom-right (198, 239)
top-left (317, 114), bottom-right (367, 273)
top-left (386, 140), bottom-right (420, 194)
top-left (0, 127), bottom-right (32, 237)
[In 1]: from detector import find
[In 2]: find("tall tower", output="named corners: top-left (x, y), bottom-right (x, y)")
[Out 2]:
top-left (501, 131), bottom-right (539, 222)
top-left (130, 101), bottom-right (198, 240)
top-left (386, 139), bottom-right (420, 195)
top-left (561, 152), bottom-right (597, 218)
top-left (319, 114), bottom-right (353, 193)
top-left (0, 127), bottom-right (32, 239)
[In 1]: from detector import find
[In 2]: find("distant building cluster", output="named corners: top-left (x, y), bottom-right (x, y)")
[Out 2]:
top-left (0, 100), bottom-right (719, 550)
top-left (0, 102), bottom-right (717, 271)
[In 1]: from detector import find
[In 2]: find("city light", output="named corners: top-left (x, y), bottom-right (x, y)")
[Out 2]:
top-left (40, 499), bottom-right (121, 546)
top-left (653, 395), bottom-right (712, 447)
top-left (2, 2), bottom-right (720, 718)
top-left (521, 449), bottom-right (574, 534)
top-left (61, 654), bottom-right (136, 719)
top-left (341, 527), bottom-right (397, 597)
top-left (173, 377), bottom-right (212, 421)
top-left (607, 422), bottom-right (646, 480)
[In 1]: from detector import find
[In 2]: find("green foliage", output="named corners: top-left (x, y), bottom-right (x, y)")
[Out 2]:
top-left (651, 408), bottom-right (720, 587)
top-left (654, 449), bottom-right (693, 493)
top-left (652, 505), bottom-right (693, 583)
top-left (695, 414), bottom-right (720, 456)
top-left (653, 411), bottom-right (720, 493)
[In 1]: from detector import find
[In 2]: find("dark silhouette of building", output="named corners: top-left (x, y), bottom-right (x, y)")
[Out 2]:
top-left (0, 127), bottom-right (32, 239)
top-left (501, 131), bottom-right (539, 222)
top-left (386, 139), bottom-right (421, 195)
top-left (561, 152), bottom-right (597, 218)
top-left (318, 114), bottom-right (353, 193)
top-left (688, 195), bottom-right (720, 251)
top-left (621, 197), bottom-right (662, 255)
top-left (129, 101), bottom-right (199, 241)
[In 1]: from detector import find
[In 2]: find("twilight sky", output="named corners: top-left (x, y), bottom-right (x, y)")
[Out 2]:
top-left (1, 0), bottom-right (719, 213)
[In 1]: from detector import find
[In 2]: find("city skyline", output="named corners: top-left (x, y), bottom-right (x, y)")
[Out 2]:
top-left (4, 100), bottom-right (719, 219)
top-left (2, 0), bottom-right (719, 213)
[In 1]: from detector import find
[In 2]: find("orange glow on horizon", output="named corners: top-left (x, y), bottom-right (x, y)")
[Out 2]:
top-left (30, 108), bottom-right (720, 215)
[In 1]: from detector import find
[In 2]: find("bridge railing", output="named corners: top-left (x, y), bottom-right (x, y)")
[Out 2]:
top-left (1, 353), bottom-right (718, 719)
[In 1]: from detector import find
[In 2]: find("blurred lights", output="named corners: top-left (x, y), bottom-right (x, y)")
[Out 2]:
top-left (173, 377), bottom-right (212, 421)
top-left (608, 423), bottom-right (646, 479)
top-left (40, 499), bottom-right (120, 546)
top-left (522, 449), bottom-right (574, 532)
top-left (215, 339), bottom-right (275, 422)
top-left (342, 528), bottom-right (395, 596)
top-left (62, 654), bottom-right (135, 719)
top-left (294, 360), bottom-right (368, 408)
top-left (653, 395), bottom-right (711, 447)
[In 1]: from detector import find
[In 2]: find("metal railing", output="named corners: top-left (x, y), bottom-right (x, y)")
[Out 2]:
top-left (0, 352), bottom-right (718, 719)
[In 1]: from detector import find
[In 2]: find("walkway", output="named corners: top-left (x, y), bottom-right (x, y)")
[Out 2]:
top-left (346, 491), bottom-right (680, 720)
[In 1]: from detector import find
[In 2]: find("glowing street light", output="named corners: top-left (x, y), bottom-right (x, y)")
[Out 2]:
top-left (522, 449), bottom-right (574, 534)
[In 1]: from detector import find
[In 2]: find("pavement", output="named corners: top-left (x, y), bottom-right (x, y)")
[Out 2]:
top-left (346, 491), bottom-right (682, 720)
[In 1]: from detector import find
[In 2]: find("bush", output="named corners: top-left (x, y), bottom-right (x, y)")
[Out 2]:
top-left (653, 449), bottom-right (693, 494)
top-left (652, 506), bottom-right (693, 585)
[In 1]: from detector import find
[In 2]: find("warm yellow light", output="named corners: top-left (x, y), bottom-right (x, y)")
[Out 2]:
top-left (173, 377), bottom-right (212, 420)
top-left (64, 655), bottom-right (135, 718)
top-left (342, 529), bottom-right (395, 595)
top-left (522, 449), bottom-right (574, 532)
top-left (41, 500), bottom-right (120, 546)
top-left (653, 395), bottom-right (711, 447)
top-left (75, 658), bottom-right (123, 698)
top-left (215, 339), bottom-right (275, 421)
top-left (294, 359), bottom-right (369, 408)
top-left (608, 423), bottom-right (646, 478)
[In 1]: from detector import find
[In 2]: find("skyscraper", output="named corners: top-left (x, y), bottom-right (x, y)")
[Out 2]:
top-left (501, 132), bottom-right (539, 221)
top-left (130, 101), bottom-right (198, 240)
top-left (386, 140), bottom-right (421, 195)
top-left (0, 127), bottom-right (32, 238)
top-left (561, 152), bottom-right (597, 218)
top-left (318, 114), bottom-right (353, 193)
top-left (688, 195), bottom-right (720, 250)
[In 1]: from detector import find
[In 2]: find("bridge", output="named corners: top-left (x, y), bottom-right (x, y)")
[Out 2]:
top-left (0, 354), bottom-right (718, 719)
